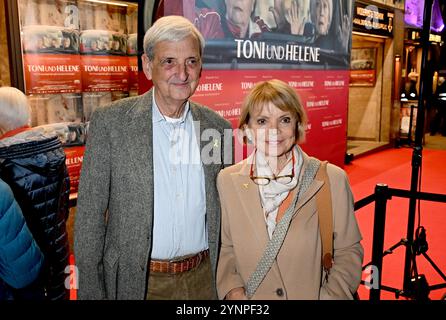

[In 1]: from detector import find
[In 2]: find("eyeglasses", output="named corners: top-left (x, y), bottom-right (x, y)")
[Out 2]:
top-left (250, 150), bottom-right (295, 186)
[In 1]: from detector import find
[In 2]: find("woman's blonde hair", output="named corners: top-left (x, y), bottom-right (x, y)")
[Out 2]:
top-left (238, 79), bottom-right (307, 143)
top-left (0, 87), bottom-right (30, 136)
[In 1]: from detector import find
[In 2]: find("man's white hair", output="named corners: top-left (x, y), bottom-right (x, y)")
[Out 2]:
top-left (143, 15), bottom-right (205, 61)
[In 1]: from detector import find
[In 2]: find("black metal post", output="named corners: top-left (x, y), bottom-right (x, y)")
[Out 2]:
top-left (402, 0), bottom-right (434, 295)
top-left (408, 104), bottom-right (415, 144)
top-left (370, 184), bottom-right (389, 301)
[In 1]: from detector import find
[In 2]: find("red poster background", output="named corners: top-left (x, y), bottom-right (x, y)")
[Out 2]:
top-left (23, 54), bottom-right (82, 94)
top-left (81, 55), bottom-right (129, 92)
top-left (64, 145), bottom-right (85, 195)
top-left (128, 56), bottom-right (139, 92)
top-left (192, 70), bottom-right (349, 167)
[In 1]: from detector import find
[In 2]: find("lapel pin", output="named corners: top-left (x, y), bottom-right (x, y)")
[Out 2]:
top-left (242, 183), bottom-right (249, 189)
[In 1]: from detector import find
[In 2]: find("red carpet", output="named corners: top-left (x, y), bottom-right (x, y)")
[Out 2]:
top-left (69, 147), bottom-right (445, 300)
top-left (345, 147), bottom-right (446, 300)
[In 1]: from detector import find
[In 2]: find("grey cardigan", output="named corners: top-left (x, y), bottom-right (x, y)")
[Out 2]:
top-left (74, 89), bottom-right (233, 299)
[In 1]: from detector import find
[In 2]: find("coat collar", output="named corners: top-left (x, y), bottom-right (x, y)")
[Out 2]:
top-left (229, 148), bottom-right (325, 241)
top-left (227, 148), bottom-right (325, 281)
top-left (124, 89), bottom-right (152, 122)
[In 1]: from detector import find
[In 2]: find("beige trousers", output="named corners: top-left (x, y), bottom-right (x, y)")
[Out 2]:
top-left (146, 256), bottom-right (213, 300)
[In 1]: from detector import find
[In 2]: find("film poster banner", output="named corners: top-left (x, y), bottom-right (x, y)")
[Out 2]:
top-left (81, 55), bottom-right (129, 92)
top-left (23, 54), bottom-right (82, 94)
top-left (64, 145), bottom-right (85, 195)
top-left (193, 70), bottom-right (349, 167)
top-left (164, 0), bottom-right (353, 69)
top-left (350, 47), bottom-right (377, 86)
top-left (162, 0), bottom-right (354, 166)
top-left (128, 55), bottom-right (139, 93)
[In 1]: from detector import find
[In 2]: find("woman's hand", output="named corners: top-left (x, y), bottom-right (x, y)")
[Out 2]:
top-left (225, 287), bottom-right (248, 300)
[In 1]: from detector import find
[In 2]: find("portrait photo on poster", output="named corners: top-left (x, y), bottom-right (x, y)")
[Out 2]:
top-left (168, 0), bottom-right (354, 70)
top-left (349, 47), bottom-right (377, 87)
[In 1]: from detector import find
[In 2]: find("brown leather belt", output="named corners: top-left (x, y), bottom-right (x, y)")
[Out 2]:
top-left (149, 249), bottom-right (209, 274)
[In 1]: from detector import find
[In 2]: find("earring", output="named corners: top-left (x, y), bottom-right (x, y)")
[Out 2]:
top-left (245, 131), bottom-right (253, 144)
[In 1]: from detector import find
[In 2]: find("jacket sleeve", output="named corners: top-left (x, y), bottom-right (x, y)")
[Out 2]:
top-left (216, 172), bottom-right (245, 299)
top-left (222, 121), bottom-right (234, 169)
top-left (74, 108), bottom-right (111, 300)
top-left (0, 179), bottom-right (44, 289)
top-left (319, 165), bottom-right (364, 300)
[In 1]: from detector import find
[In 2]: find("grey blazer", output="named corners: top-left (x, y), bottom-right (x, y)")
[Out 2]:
top-left (74, 89), bottom-right (233, 300)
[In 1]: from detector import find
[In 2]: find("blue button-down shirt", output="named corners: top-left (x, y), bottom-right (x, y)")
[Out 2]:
top-left (151, 94), bottom-right (207, 260)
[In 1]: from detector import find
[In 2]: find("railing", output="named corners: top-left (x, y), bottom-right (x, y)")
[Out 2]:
top-left (355, 184), bottom-right (446, 300)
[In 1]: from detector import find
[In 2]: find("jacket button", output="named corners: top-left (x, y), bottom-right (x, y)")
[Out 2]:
top-left (276, 288), bottom-right (284, 297)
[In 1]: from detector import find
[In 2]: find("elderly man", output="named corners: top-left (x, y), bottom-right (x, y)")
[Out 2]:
top-left (74, 16), bottom-right (233, 300)
top-left (223, 0), bottom-right (256, 38)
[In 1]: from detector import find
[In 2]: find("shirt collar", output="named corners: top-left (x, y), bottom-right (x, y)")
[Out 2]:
top-left (152, 89), bottom-right (190, 124)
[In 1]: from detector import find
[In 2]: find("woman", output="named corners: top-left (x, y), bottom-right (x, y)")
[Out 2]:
top-left (0, 178), bottom-right (44, 300)
top-left (0, 86), bottom-right (71, 300)
top-left (216, 79), bottom-right (363, 299)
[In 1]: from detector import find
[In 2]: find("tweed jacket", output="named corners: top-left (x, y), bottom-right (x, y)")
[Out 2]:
top-left (216, 150), bottom-right (364, 300)
top-left (74, 89), bottom-right (233, 300)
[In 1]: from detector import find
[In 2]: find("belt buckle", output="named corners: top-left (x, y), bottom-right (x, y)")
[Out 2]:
top-left (166, 250), bottom-right (206, 274)
top-left (168, 257), bottom-right (187, 274)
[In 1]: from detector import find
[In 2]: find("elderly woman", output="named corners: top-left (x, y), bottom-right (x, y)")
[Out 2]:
top-left (216, 79), bottom-right (363, 300)
top-left (0, 86), bottom-right (70, 300)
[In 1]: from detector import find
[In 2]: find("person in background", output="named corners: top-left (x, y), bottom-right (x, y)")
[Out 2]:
top-left (0, 87), bottom-right (31, 138)
top-left (0, 86), bottom-right (70, 300)
top-left (222, 0), bottom-right (257, 38)
top-left (0, 178), bottom-right (44, 300)
top-left (216, 79), bottom-right (363, 299)
top-left (159, 0), bottom-right (226, 39)
top-left (74, 16), bottom-right (232, 300)
top-left (309, 0), bottom-right (350, 53)
top-left (269, 0), bottom-right (310, 35)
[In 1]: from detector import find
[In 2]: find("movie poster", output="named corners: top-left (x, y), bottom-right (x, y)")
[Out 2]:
top-left (20, 0), bottom-right (81, 95)
top-left (163, 0), bottom-right (354, 166)
top-left (18, 0), bottom-right (139, 194)
top-left (350, 47), bottom-right (377, 86)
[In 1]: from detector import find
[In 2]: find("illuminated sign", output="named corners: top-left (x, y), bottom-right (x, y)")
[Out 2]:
top-left (353, 1), bottom-right (394, 37)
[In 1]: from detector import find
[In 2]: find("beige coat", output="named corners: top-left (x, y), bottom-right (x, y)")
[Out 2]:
top-left (216, 150), bottom-right (364, 300)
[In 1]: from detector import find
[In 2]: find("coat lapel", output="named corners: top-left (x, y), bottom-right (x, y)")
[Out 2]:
top-left (230, 159), bottom-right (270, 247)
top-left (123, 90), bottom-right (154, 240)
top-left (230, 150), bottom-right (326, 291)
top-left (190, 104), bottom-right (220, 246)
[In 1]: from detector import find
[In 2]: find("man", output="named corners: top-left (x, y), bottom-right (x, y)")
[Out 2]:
top-left (74, 16), bottom-right (233, 300)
